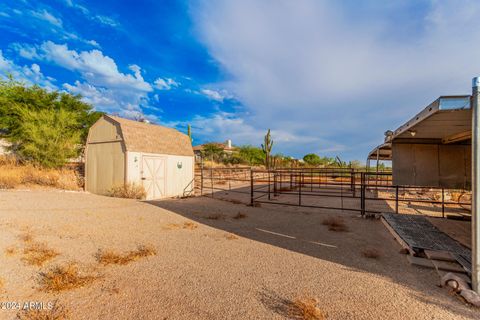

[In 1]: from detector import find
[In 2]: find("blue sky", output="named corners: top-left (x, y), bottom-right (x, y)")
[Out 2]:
top-left (1, 0), bottom-right (479, 161)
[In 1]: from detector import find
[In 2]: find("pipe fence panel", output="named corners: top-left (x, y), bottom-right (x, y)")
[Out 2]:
top-left (195, 167), bottom-right (471, 218)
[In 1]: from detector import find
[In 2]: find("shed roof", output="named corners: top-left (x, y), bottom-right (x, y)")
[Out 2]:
top-left (106, 115), bottom-right (194, 157)
top-left (390, 95), bottom-right (471, 141)
top-left (368, 95), bottom-right (472, 160)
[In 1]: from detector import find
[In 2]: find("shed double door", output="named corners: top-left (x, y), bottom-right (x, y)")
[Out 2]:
top-left (142, 156), bottom-right (166, 200)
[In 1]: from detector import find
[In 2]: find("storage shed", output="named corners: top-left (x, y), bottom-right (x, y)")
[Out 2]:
top-left (85, 115), bottom-right (194, 200)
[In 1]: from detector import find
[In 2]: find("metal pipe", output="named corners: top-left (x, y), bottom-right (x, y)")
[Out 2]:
top-left (250, 169), bottom-right (254, 206)
top-left (441, 187), bottom-right (445, 218)
top-left (472, 76), bottom-right (480, 293)
top-left (395, 185), bottom-right (399, 214)
top-left (299, 173), bottom-right (302, 206)
top-left (268, 170), bottom-right (271, 200)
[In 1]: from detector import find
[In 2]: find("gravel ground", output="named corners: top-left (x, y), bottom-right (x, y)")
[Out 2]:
top-left (0, 190), bottom-right (477, 319)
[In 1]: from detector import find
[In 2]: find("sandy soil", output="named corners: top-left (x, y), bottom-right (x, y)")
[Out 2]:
top-left (0, 190), bottom-right (477, 319)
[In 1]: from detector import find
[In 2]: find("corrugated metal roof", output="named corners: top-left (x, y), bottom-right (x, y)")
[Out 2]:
top-left (391, 95), bottom-right (471, 140)
top-left (106, 115), bottom-right (194, 157)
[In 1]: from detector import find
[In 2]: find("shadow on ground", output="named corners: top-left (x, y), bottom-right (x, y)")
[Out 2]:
top-left (146, 186), bottom-right (476, 318)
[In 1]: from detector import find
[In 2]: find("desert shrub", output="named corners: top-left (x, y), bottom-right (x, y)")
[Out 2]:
top-left (288, 297), bottom-right (326, 320)
top-left (0, 156), bottom-right (80, 190)
top-left (39, 263), bottom-right (97, 292)
top-left (107, 183), bottom-right (146, 200)
top-left (362, 248), bottom-right (381, 259)
top-left (0, 169), bottom-right (22, 189)
top-left (204, 213), bottom-right (226, 220)
top-left (164, 222), bottom-right (198, 230)
top-left (233, 212), bottom-right (247, 219)
top-left (322, 217), bottom-right (348, 232)
top-left (238, 145), bottom-right (264, 166)
top-left (16, 303), bottom-right (69, 320)
top-left (22, 242), bottom-right (59, 266)
top-left (96, 245), bottom-right (157, 266)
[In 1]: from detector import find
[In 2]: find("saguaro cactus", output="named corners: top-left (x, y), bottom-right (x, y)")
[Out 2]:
top-left (261, 129), bottom-right (274, 169)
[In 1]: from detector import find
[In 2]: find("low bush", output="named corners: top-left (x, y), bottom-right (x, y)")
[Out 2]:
top-left (96, 245), bottom-right (157, 266)
top-left (362, 248), bottom-right (382, 259)
top-left (322, 217), bottom-right (348, 232)
top-left (39, 263), bottom-right (97, 292)
top-left (17, 303), bottom-right (69, 320)
top-left (288, 296), bottom-right (326, 320)
top-left (107, 183), bottom-right (146, 200)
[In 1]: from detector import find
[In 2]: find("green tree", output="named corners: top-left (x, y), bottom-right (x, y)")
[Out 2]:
top-left (303, 153), bottom-right (321, 166)
top-left (201, 143), bottom-right (224, 161)
top-left (238, 145), bottom-right (264, 166)
top-left (0, 77), bottom-right (103, 167)
top-left (13, 108), bottom-right (81, 168)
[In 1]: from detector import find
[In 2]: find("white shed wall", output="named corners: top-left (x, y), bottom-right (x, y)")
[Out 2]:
top-left (126, 151), bottom-right (194, 199)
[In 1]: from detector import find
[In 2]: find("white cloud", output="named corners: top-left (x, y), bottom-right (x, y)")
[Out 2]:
top-left (63, 0), bottom-right (120, 28)
top-left (0, 50), bottom-right (57, 91)
top-left (86, 39), bottom-right (100, 48)
top-left (11, 43), bottom-right (40, 60)
top-left (94, 15), bottom-right (119, 28)
top-left (192, 0), bottom-right (480, 158)
top-left (21, 41), bottom-right (152, 93)
top-left (165, 111), bottom-right (340, 155)
top-left (8, 41), bottom-right (171, 120)
top-left (63, 81), bottom-right (116, 106)
top-left (154, 77), bottom-right (179, 90)
top-left (30, 9), bottom-right (63, 27)
top-left (201, 89), bottom-right (225, 102)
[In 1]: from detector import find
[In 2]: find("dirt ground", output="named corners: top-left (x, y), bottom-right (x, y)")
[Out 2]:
top-left (0, 190), bottom-right (477, 319)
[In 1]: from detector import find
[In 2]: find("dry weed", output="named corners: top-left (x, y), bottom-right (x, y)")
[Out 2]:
top-left (5, 246), bottom-right (17, 256)
top-left (183, 222), bottom-right (198, 230)
top-left (0, 157), bottom-right (80, 190)
top-left (164, 221), bottom-right (198, 230)
top-left (233, 212), bottom-right (247, 219)
top-left (362, 248), bottom-right (381, 259)
top-left (288, 297), bottom-right (326, 320)
top-left (321, 217), bottom-right (348, 232)
top-left (96, 245), bottom-right (157, 266)
top-left (107, 183), bottom-right (146, 200)
top-left (0, 169), bottom-right (22, 189)
top-left (204, 213), bottom-right (226, 220)
top-left (16, 302), bottom-right (69, 320)
top-left (39, 263), bottom-right (97, 292)
top-left (22, 242), bottom-right (59, 266)
top-left (224, 233), bottom-right (239, 240)
top-left (19, 232), bottom-right (34, 243)
top-left (227, 199), bottom-right (243, 205)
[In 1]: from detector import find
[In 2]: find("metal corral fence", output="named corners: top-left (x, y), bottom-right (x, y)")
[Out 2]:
top-left (196, 167), bottom-right (471, 218)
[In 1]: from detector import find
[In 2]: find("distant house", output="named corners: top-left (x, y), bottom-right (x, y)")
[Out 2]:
top-left (193, 139), bottom-right (235, 158)
top-left (85, 115), bottom-right (194, 200)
